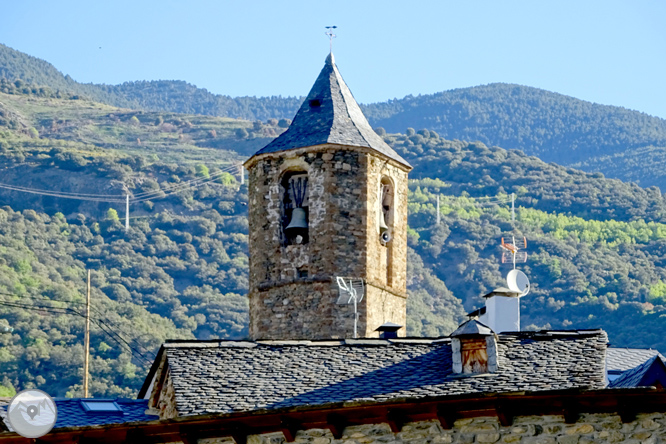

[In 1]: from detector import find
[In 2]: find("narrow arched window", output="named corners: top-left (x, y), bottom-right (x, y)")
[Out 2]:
top-left (281, 171), bottom-right (309, 246)
top-left (379, 177), bottom-right (394, 286)
top-left (380, 178), bottom-right (394, 233)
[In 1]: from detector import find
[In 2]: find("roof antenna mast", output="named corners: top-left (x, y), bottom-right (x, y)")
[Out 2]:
top-left (325, 26), bottom-right (337, 53)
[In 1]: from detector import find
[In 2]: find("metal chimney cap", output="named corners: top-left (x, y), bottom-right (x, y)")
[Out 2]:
top-left (375, 322), bottom-right (402, 333)
top-left (483, 287), bottom-right (522, 298)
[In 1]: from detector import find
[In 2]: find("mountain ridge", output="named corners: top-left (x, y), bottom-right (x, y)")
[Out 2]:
top-left (4, 42), bottom-right (666, 192)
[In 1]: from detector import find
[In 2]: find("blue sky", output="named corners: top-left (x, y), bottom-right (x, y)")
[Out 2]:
top-left (2, 1), bottom-right (665, 118)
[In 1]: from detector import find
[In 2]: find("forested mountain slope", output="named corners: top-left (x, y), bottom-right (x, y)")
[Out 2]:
top-left (363, 83), bottom-right (666, 165)
top-left (0, 43), bottom-right (302, 121)
top-left (1, 73), bottom-right (666, 398)
top-left (4, 42), bottom-right (666, 190)
top-left (0, 91), bottom-right (463, 397)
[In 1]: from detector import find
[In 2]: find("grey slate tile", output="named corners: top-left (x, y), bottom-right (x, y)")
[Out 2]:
top-left (606, 347), bottom-right (665, 372)
top-left (609, 355), bottom-right (666, 388)
top-left (164, 330), bottom-right (608, 417)
top-left (250, 54), bottom-right (411, 169)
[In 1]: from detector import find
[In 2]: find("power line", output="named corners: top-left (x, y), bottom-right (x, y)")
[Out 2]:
top-left (130, 163), bottom-right (239, 198)
top-left (0, 183), bottom-right (126, 203)
top-left (0, 299), bottom-right (153, 365)
top-left (0, 292), bottom-right (155, 361)
top-left (0, 161), bottom-right (244, 204)
top-left (130, 163), bottom-right (240, 202)
top-left (0, 183), bottom-right (124, 199)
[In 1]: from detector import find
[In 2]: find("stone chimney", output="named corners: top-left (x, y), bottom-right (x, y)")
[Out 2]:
top-left (450, 320), bottom-right (498, 374)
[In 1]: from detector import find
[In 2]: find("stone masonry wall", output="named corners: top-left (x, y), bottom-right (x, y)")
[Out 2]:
top-left (246, 144), bottom-right (410, 340)
top-left (364, 284), bottom-right (406, 338)
top-left (232, 413), bottom-right (666, 444)
top-left (365, 155), bottom-right (409, 294)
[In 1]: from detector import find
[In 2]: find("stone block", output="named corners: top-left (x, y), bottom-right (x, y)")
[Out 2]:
top-left (631, 431), bottom-right (652, 440)
top-left (523, 438), bottom-right (555, 444)
top-left (565, 424), bottom-right (594, 435)
top-left (454, 418), bottom-right (474, 427)
top-left (543, 424), bottom-right (562, 435)
top-left (457, 434), bottom-right (475, 444)
top-left (640, 418), bottom-right (661, 430)
top-left (477, 433), bottom-right (501, 443)
top-left (432, 434), bottom-right (453, 443)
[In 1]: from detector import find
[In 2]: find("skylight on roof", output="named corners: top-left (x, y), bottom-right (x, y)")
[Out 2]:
top-left (80, 400), bottom-right (123, 413)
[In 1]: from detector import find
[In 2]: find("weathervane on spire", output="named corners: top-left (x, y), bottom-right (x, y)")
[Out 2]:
top-left (325, 26), bottom-right (337, 53)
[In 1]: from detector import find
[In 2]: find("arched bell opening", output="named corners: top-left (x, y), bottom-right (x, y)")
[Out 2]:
top-left (281, 170), bottom-right (309, 246)
top-left (379, 176), bottom-right (394, 287)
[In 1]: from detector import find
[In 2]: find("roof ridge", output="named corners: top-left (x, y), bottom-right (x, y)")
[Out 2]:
top-left (330, 62), bottom-right (378, 151)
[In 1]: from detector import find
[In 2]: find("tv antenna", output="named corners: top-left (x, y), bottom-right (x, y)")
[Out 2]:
top-left (335, 276), bottom-right (364, 338)
top-left (325, 26), bottom-right (337, 52)
top-left (500, 235), bottom-right (527, 269)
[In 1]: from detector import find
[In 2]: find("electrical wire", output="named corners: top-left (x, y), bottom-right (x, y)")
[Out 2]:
top-left (130, 163), bottom-right (241, 202)
top-left (130, 163), bottom-right (239, 197)
top-left (0, 299), bottom-right (154, 365)
top-left (0, 162), bottom-right (244, 204)
top-left (0, 183), bottom-right (127, 203)
top-left (0, 292), bottom-right (155, 362)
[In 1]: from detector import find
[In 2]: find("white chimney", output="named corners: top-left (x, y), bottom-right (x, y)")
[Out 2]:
top-left (478, 288), bottom-right (521, 333)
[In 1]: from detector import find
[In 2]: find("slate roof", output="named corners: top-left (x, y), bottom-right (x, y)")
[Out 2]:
top-left (451, 319), bottom-right (493, 336)
top-left (606, 347), bottom-right (665, 373)
top-left (608, 355), bottom-right (666, 388)
top-left (250, 53), bottom-right (411, 169)
top-left (0, 398), bottom-right (157, 432)
top-left (153, 330), bottom-right (607, 417)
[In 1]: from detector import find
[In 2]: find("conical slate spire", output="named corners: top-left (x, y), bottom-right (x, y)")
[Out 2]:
top-left (252, 54), bottom-right (411, 168)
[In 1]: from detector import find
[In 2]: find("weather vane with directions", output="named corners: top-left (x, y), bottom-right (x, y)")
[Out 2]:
top-left (325, 26), bottom-right (337, 52)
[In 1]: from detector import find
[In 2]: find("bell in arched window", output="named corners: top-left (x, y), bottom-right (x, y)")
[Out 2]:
top-left (286, 207), bottom-right (308, 232)
top-left (378, 211), bottom-right (389, 233)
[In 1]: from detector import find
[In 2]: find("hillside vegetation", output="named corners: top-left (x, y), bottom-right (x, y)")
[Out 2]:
top-left (4, 43), bottom-right (666, 191)
top-left (0, 91), bottom-right (463, 397)
top-left (1, 64), bottom-right (666, 397)
top-left (0, 43), bottom-right (301, 122)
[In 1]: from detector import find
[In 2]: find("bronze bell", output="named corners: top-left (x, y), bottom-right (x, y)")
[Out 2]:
top-left (286, 207), bottom-right (308, 232)
top-left (379, 212), bottom-right (389, 233)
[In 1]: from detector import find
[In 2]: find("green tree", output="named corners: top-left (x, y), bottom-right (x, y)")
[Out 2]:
top-left (196, 164), bottom-right (210, 178)
top-left (107, 208), bottom-right (119, 222)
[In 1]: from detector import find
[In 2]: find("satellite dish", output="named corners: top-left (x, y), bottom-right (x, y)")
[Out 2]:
top-left (507, 269), bottom-right (530, 296)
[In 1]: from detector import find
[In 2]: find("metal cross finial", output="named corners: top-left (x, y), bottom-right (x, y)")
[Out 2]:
top-left (325, 26), bottom-right (337, 53)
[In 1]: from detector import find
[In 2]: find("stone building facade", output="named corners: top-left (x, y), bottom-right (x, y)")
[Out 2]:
top-left (244, 53), bottom-right (412, 340)
top-left (240, 414), bottom-right (666, 444)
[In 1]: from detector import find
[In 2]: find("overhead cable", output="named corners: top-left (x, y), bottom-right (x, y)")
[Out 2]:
top-left (0, 299), bottom-right (153, 365)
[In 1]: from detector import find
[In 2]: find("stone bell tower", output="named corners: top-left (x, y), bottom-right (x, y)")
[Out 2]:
top-left (244, 53), bottom-right (412, 340)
